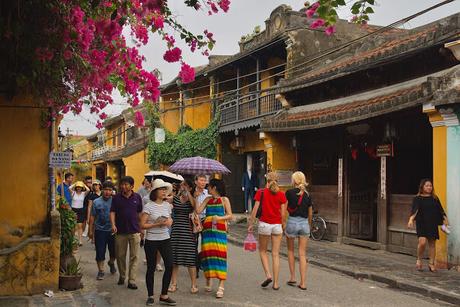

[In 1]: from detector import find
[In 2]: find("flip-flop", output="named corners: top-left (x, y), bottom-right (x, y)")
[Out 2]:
top-left (286, 281), bottom-right (297, 287)
top-left (261, 278), bottom-right (273, 288)
top-left (298, 285), bottom-right (307, 291)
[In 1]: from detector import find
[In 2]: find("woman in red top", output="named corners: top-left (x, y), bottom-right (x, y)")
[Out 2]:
top-left (249, 172), bottom-right (287, 290)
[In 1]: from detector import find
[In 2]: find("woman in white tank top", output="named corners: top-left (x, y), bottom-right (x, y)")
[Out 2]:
top-left (70, 181), bottom-right (90, 246)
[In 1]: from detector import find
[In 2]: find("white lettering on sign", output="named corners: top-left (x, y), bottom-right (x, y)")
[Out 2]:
top-left (155, 128), bottom-right (165, 143)
top-left (380, 156), bottom-right (386, 199)
top-left (49, 151), bottom-right (72, 168)
top-left (338, 158), bottom-right (343, 197)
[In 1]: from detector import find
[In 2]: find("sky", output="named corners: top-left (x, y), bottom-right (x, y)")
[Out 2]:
top-left (61, 0), bottom-right (460, 136)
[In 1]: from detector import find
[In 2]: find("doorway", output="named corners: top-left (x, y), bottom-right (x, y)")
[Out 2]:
top-left (346, 131), bottom-right (379, 242)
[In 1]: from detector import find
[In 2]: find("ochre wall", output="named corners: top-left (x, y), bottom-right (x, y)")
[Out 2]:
top-left (0, 96), bottom-right (49, 249)
top-left (161, 99), bottom-right (180, 133)
top-left (122, 149), bottom-right (150, 191)
top-left (241, 131), bottom-right (265, 153)
top-left (183, 86), bottom-right (211, 130)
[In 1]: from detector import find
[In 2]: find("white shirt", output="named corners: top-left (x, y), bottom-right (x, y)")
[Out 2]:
top-left (196, 189), bottom-right (209, 220)
top-left (143, 201), bottom-right (171, 241)
top-left (71, 192), bottom-right (85, 209)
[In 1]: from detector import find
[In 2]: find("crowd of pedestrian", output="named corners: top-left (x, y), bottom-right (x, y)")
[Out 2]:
top-left (56, 170), bottom-right (450, 306)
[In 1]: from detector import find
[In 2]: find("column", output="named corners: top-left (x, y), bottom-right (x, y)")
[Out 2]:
top-left (441, 108), bottom-right (460, 267)
top-left (425, 104), bottom-right (448, 268)
top-left (377, 156), bottom-right (388, 247)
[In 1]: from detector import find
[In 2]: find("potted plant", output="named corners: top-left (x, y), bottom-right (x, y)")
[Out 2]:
top-left (58, 198), bottom-right (83, 290)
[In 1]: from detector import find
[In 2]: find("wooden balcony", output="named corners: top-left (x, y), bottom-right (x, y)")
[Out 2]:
top-left (217, 90), bottom-right (282, 126)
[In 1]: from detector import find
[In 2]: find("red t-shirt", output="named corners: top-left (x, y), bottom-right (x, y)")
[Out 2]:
top-left (254, 188), bottom-right (287, 224)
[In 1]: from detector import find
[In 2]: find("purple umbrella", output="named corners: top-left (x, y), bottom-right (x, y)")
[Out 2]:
top-left (169, 156), bottom-right (231, 175)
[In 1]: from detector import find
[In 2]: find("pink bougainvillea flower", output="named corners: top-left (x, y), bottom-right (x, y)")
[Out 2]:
top-left (134, 111), bottom-right (145, 127)
top-left (311, 2), bottom-right (320, 10)
top-left (99, 112), bottom-right (108, 120)
top-left (310, 18), bottom-right (325, 29)
top-left (306, 9), bottom-right (316, 18)
top-left (96, 121), bottom-right (104, 130)
top-left (325, 25), bottom-right (336, 36)
top-left (218, 0), bottom-right (231, 12)
top-left (152, 13), bottom-right (164, 30)
top-left (178, 63), bottom-right (195, 84)
top-left (163, 47), bottom-right (182, 62)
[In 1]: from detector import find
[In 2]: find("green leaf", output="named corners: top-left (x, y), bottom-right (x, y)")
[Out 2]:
top-left (337, 0), bottom-right (346, 5)
top-left (365, 7), bottom-right (374, 14)
top-left (366, 0), bottom-right (375, 4)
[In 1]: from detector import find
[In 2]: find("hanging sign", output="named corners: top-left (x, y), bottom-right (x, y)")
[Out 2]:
top-left (380, 156), bottom-right (387, 199)
top-left (49, 151), bottom-right (72, 168)
top-left (338, 158), bottom-right (343, 197)
top-left (154, 128), bottom-right (165, 143)
top-left (276, 170), bottom-right (294, 186)
top-left (377, 143), bottom-right (393, 157)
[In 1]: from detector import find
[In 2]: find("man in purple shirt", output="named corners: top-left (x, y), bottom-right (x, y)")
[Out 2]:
top-left (110, 176), bottom-right (143, 290)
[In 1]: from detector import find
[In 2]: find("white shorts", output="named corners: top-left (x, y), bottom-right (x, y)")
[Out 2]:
top-left (258, 221), bottom-right (283, 236)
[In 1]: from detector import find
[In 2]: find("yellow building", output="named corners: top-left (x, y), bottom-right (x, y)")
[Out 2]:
top-left (0, 96), bottom-right (60, 295)
top-left (87, 106), bottom-right (150, 191)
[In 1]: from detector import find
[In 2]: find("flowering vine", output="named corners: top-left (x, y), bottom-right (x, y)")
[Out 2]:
top-left (305, 0), bottom-right (375, 36)
top-left (1, 0), bottom-right (231, 128)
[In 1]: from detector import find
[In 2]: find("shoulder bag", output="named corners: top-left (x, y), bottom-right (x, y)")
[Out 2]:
top-left (256, 189), bottom-right (264, 218)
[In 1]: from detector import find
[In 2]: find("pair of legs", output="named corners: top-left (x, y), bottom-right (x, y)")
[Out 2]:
top-left (258, 233), bottom-right (282, 288)
top-left (417, 236), bottom-right (436, 271)
top-left (286, 235), bottom-right (309, 289)
top-left (95, 230), bottom-right (116, 275)
top-left (115, 233), bottom-right (140, 285)
top-left (170, 265), bottom-right (197, 292)
top-left (144, 239), bottom-right (174, 300)
top-left (75, 222), bottom-right (83, 245)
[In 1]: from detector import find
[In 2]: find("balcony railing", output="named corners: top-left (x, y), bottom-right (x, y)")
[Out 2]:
top-left (216, 90), bottom-right (281, 126)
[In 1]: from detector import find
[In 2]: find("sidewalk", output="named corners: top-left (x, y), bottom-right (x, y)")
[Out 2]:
top-left (228, 215), bottom-right (460, 305)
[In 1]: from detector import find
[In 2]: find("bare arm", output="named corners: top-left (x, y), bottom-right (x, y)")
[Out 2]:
top-left (196, 196), bottom-right (211, 214)
top-left (139, 212), bottom-right (166, 230)
top-left (89, 214), bottom-right (95, 242)
top-left (308, 206), bottom-right (313, 227)
top-left (248, 200), bottom-right (260, 232)
top-left (281, 202), bottom-right (287, 229)
top-left (87, 200), bottom-right (94, 223)
top-left (110, 211), bottom-right (117, 234)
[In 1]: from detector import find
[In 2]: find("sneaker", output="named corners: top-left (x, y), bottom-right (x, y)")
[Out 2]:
top-left (96, 271), bottom-right (105, 280)
top-left (108, 262), bottom-right (117, 274)
top-left (159, 297), bottom-right (176, 306)
top-left (127, 283), bottom-right (138, 290)
top-left (117, 277), bottom-right (125, 285)
top-left (146, 297), bottom-right (154, 306)
top-left (156, 264), bottom-right (164, 272)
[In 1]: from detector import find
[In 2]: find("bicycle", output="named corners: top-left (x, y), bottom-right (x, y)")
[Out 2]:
top-left (310, 210), bottom-right (327, 241)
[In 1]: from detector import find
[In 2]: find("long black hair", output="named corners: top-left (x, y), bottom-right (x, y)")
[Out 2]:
top-left (209, 178), bottom-right (226, 197)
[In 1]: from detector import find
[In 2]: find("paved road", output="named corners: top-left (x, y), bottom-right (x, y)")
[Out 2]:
top-left (70, 240), bottom-right (449, 307)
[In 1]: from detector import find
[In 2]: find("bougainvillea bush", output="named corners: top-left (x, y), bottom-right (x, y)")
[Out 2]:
top-left (0, 0), bottom-right (230, 128)
top-left (0, 0), bottom-right (373, 128)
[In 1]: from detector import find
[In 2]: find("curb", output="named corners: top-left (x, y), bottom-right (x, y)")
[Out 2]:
top-left (227, 232), bottom-right (460, 305)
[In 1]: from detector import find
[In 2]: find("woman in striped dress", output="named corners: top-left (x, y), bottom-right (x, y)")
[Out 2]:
top-left (196, 179), bottom-right (233, 299)
top-left (169, 179), bottom-right (198, 293)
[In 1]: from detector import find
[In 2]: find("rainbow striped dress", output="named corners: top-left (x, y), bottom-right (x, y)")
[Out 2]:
top-left (201, 197), bottom-right (227, 280)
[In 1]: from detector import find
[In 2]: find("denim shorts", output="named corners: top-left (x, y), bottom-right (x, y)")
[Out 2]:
top-left (285, 216), bottom-right (310, 238)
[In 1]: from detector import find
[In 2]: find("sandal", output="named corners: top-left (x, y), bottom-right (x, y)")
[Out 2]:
top-left (428, 262), bottom-right (437, 273)
top-left (286, 280), bottom-right (297, 287)
top-left (190, 286), bottom-right (199, 294)
top-left (261, 278), bottom-right (272, 288)
top-left (416, 259), bottom-right (423, 271)
top-left (168, 284), bottom-right (177, 293)
top-left (298, 285), bottom-right (307, 291)
top-left (205, 280), bottom-right (212, 292)
top-left (216, 287), bottom-right (224, 299)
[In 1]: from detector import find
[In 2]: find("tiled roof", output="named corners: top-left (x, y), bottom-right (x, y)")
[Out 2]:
top-left (279, 13), bottom-right (460, 93)
top-left (262, 65), bottom-right (460, 131)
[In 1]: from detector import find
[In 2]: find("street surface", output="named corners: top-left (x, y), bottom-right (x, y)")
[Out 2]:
top-left (71, 240), bottom-right (448, 307)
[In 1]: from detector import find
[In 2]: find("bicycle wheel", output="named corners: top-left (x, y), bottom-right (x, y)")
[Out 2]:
top-left (310, 216), bottom-right (327, 241)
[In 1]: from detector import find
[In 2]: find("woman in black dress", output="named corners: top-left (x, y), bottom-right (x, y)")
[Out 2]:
top-left (169, 178), bottom-right (198, 293)
top-left (407, 179), bottom-right (449, 272)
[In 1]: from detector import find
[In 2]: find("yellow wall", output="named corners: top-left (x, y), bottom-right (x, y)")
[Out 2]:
top-left (184, 86), bottom-right (211, 130)
top-left (161, 98), bottom-right (180, 133)
top-left (433, 125), bottom-right (448, 267)
top-left (123, 149), bottom-right (150, 191)
top-left (261, 57), bottom-right (285, 92)
top-left (0, 96), bottom-right (60, 295)
top-left (107, 161), bottom-right (120, 184)
top-left (106, 122), bottom-right (125, 147)
top-left (0, 96), bottom-right (49, 249)
top-left (241, 131), bottom-right (265, 153)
